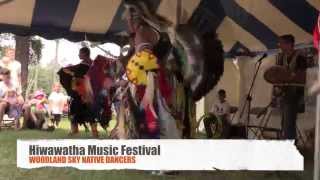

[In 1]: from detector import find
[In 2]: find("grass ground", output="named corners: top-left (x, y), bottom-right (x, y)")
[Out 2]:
top-left (0, 118), bottom-right (314, 180)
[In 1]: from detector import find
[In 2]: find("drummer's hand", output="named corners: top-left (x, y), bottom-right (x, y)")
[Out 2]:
top-left (273, 87), bottom-right (282, 96)
top-left (270, 96), bottom-right (278, 107)
top-left (290, 72), bottom-right (296, 81)
top-left (309, 80), bottom-right (320, 96)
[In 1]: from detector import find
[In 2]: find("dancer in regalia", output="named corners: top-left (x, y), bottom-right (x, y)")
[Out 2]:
top-left (58, 47), bottom-right (97, 137)
top-left (110, 0), bottom-right (224, 139)
top-left (87, 55), bottom-right (115, 132)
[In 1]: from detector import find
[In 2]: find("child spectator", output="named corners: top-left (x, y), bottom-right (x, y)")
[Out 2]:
top-left (48, 83), bottom-right (65, 127)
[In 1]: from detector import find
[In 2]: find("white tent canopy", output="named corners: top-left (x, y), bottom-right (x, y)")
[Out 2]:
top-left (0, 0), bottom-right (317, 53)
top-left (0, 1), bottom-right (319, 179)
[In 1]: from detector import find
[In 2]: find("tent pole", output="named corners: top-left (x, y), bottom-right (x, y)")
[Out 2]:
top-left (314, 43), bottom-right (320, 180)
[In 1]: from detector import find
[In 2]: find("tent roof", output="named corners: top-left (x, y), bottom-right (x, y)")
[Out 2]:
top-left (0, 0), bottom-right (318, 52)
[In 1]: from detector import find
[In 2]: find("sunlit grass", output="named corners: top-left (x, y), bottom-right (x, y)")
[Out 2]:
top-left (0, 119), bottom-right (313, 180)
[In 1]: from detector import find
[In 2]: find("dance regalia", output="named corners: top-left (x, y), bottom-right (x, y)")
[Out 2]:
top-left (116, 1), bottom-right (224, 139)
top-left (57, 61), bottom-right (95, 124)
top-left (87, 55), bottom-right (114, 127)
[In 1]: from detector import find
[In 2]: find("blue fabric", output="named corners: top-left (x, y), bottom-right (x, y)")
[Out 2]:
top-left (32, 0), bottom-right (80, 30)
top-left (269, 0), bottom-right (318, 34)
top-left (0, 0), bottom-right (317, 49)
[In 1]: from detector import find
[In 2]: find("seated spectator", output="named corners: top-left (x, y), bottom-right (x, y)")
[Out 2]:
top-left (210, 89), bottom-right (231, 120)
top-left (204, 89), bottom-right (231, 138)
top-left (0, 69), bottom-right (24, 129)
top-left (22, 94), bottom-right (36, 129)
top-left (3, 89), bottom-right (22, 120)
top-left (22, 90), bottom-right (54, 131)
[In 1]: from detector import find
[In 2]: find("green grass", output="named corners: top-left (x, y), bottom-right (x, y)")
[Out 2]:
top-left (0, 119), bottom-right (314, 180)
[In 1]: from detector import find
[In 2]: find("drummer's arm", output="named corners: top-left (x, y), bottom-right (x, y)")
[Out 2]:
top-left (291, 55), bottom-right (307, 82)
top-left (296, 55), bottom-right (307, 74)
top-left (272, 86), bottom-right (282, 97)
top-left (272, 54), bottom-right (283, 97)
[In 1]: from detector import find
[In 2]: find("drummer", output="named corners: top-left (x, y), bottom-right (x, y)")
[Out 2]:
top-left (273, 34), bottom-right (307, 140)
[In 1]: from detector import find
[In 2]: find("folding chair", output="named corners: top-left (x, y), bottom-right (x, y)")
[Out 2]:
top-left (247, 106), bottom-right (282, 139)
top-left (0, 114), bottom-right (17, 129)
top-left (247, 106), bottom-right (306, 146)
top-left (196, 106), bottom-right (238, 138)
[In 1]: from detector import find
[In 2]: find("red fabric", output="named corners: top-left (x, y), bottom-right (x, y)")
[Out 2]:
top-left (145, 104), bottom-right (158, 134)
top-left (136, 85), bottom-right (146, 102)
top-left (88, 55), bottom-right (111, 96)
top-left (74, 78), bottom-right (87, 97)
top-left (314, 13), bottom-right (320, 51)
top-left (135, 86), bottom-right (158, 135)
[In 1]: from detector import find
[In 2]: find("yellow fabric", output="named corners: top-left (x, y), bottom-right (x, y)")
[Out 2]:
top-left (126, 50), bottom-right (159, 85)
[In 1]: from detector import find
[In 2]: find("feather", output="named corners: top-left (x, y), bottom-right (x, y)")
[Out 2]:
top-left (110, 102), bottom-right (128, 139)
top-left (157, 89), bottom-right (181, 139)
top-left (194, 32), bottom-right (224, 101)
top-left (175, 25), bottom-right (224, 101)
top-left (141, 72), bottom-right (157, 118)
top-left (175, 25), bottom-right (205, 98)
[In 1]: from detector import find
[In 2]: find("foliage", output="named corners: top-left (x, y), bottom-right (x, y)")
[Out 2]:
top-left (27, 65), bottom-right (55, 95)
top-left (0, 33), bottom-right (14, 43)
top-left (30, 37), bottom-right (44, 65)
top-left (0, 33), bottom-right (14, 56)
top-left (0, 33), bottom-right (43, 65)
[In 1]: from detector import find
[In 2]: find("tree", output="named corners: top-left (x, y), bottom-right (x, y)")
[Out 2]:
top-left (27, 66), bottom-right (55, 95)
top-left (0, 34), bottom-right (44, 97)
top-left (15, 35), bottom-right (30, 94)
top-left (0, 33), bottom-right (14, 56)
top-left (15, 35), bottom-right (44, 96)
